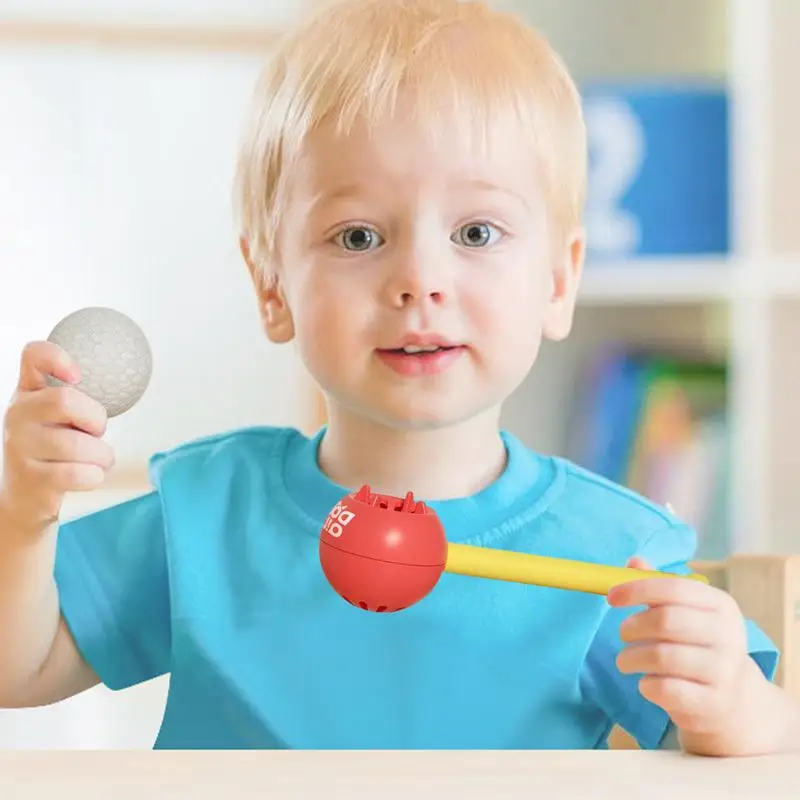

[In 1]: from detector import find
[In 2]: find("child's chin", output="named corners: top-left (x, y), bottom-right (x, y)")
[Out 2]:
top-left (369, 401), bottom-right (483, 431)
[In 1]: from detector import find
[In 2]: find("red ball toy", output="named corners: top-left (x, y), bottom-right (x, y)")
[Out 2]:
top-left (319, 485), bottom-right (447, 612)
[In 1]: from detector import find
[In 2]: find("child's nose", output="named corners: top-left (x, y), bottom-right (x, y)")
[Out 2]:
top-left (396, 287), bottom-right (443, 307)
top-left (383, 256), bottom-right (448, 309)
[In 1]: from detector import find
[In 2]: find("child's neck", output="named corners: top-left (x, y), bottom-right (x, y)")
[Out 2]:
top-left (316, 405), bottom-right (507, 501)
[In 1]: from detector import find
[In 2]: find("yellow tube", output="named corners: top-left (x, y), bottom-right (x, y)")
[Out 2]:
top-left (444, 543), bottom-right (708, 596)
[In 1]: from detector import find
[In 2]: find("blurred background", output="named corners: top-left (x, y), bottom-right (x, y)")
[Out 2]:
top-left (0, 0), bottom-right (798, 749)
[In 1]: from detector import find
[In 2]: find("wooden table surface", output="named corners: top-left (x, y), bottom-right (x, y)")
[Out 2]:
top-left (0, 751), bottom-right (798, 799)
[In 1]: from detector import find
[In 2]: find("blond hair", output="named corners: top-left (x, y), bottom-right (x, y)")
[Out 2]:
top-left (234, 0), bottom-right (587, 273)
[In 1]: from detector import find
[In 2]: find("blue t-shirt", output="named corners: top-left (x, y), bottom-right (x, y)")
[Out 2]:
top-left (54, 426), bottom-right (778, 749)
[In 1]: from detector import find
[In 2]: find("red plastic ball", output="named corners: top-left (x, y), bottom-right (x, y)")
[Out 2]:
top-left (319, 485), bottom-right (448, 612)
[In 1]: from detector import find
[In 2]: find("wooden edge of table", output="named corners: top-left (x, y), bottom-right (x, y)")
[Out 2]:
top-left (0, 750), bottom-right (797, 799)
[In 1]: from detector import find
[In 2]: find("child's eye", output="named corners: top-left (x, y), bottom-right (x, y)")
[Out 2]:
top-left (334, 226), bottom-right (384, 252)
top-left (452, 222), bottom-right (503, 248)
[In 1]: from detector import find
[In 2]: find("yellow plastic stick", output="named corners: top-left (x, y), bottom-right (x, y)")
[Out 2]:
top-left (444, 543), bottom-right (708, 596)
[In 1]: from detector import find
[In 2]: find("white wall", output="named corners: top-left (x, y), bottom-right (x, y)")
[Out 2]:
top-left (0, 0), bottom-right (300, 26)
top-left (0, 29), bottom-right (311, 472)
top-left (0, 0), bottom-right (312, 749)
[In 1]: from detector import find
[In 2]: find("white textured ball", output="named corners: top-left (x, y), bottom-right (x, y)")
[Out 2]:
top-left (47, 307), bottom-right (152, 418)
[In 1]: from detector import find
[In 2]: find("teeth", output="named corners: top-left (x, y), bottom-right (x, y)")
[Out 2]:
top-left (402, 345), bottom-right (442, 354)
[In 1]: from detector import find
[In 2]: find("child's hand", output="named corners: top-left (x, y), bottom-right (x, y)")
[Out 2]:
top-left (608, 557), bottom-right (772, 756)
top-left (0, 342), bottom-right (114, 534)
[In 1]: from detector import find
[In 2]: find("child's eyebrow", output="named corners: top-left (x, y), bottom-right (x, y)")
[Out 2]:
top-left (310, 183), bottom-right (368, 211)
top-left (306, 179), bottom-right (533, 215)
top-left (451, 179), bottom-right (532, 209)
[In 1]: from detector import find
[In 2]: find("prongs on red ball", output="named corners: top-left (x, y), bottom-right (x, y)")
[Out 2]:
top-left (354, 484), bottom-right (373, 504)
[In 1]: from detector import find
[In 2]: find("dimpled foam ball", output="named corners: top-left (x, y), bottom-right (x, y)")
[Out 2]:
top-left (47, 307), bottom-right (152, 418)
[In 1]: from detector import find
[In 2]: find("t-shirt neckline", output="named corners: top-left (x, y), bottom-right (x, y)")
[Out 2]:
top-left (280, 426), bottom-right (558, 544)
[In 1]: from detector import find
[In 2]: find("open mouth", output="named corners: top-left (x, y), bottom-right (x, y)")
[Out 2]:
top-left (386, 345), bottom-right (458, 356)
top-left (375, 343), bottom-right (465, 376)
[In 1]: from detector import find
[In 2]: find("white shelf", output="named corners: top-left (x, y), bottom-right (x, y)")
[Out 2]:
top-left (579, 256), bottom-right (800, 305)
top-left (579, 257), bottom-right (736, 304)
top-left (762, 259), bottom-right (800, 296)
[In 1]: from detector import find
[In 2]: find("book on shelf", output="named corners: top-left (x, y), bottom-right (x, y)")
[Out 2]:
top-left (566, 348), bottom-right (729, 560)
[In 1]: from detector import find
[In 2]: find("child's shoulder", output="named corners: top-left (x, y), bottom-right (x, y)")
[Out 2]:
top-left (147, 424), bottom-right (302, 482)
top-left (538, 454), bottom-right (697, 567)
top-left (555, 456), bottom-right (679, 526)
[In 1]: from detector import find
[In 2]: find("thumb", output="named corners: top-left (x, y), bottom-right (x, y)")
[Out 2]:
top-left (626, 556), bottom-right (653, 571)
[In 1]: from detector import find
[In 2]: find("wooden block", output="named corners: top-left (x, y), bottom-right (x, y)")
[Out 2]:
top-left (690, 559), bottom-right (727, 590)
top-left (608, 727), bottom-right (639, 750)
top-left (725, 554), bottom-right (800, 699)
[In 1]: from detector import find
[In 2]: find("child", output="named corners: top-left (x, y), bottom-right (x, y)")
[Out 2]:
top-left (0, 0), bottom-right (795, 754)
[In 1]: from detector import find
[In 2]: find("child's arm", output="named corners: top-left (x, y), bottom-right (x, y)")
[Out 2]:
top-left (0, 506), bottom-right (99, 707)
top-left (0, 341), bottom-right (112, 707)
top-left (1, 341), bottom-right (170, 708)
top-left (0, 488), bottom-right (172, 709)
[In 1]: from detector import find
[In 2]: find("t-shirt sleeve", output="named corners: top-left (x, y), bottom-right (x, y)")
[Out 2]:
top-left (54, 490), bottom-right (171, 691)
top-left (580, 522), bottom-right (780, 750)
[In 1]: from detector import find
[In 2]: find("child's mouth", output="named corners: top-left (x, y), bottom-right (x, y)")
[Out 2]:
top-left (376, 345), bottom-right (465, 376)
top-left (389, 345), bottom-right (454, 356)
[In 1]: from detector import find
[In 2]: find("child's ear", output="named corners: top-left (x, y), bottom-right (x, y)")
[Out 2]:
top-left (240, 236), bottom-right (295, 344)
top-left (542, 227), bottom-right (585, 342)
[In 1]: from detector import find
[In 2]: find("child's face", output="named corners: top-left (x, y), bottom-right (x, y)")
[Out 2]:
top-left (251, 109), bottom-right (584, 430)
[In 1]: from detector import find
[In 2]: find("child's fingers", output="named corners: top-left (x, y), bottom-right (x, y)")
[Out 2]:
top-left (27, 425), bottom-right (115, 471)
top-left (637, 675), bottom-right (711, 726)
top-left (616, 642), bottom-right (718, 685)
top-left (608, 574), bottom-right (723, 611)
top-left (24, 385), bottom-right (108, 437)
top-left (16, 341), bottom-right (79, 392)
top-left (619, 604), bottom-right (724, 647)
top-left (27, 459), bottom-right (108, 494)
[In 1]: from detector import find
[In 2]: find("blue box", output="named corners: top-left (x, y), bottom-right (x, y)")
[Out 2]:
top-left (580, 82), bottom-right (729, 259)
